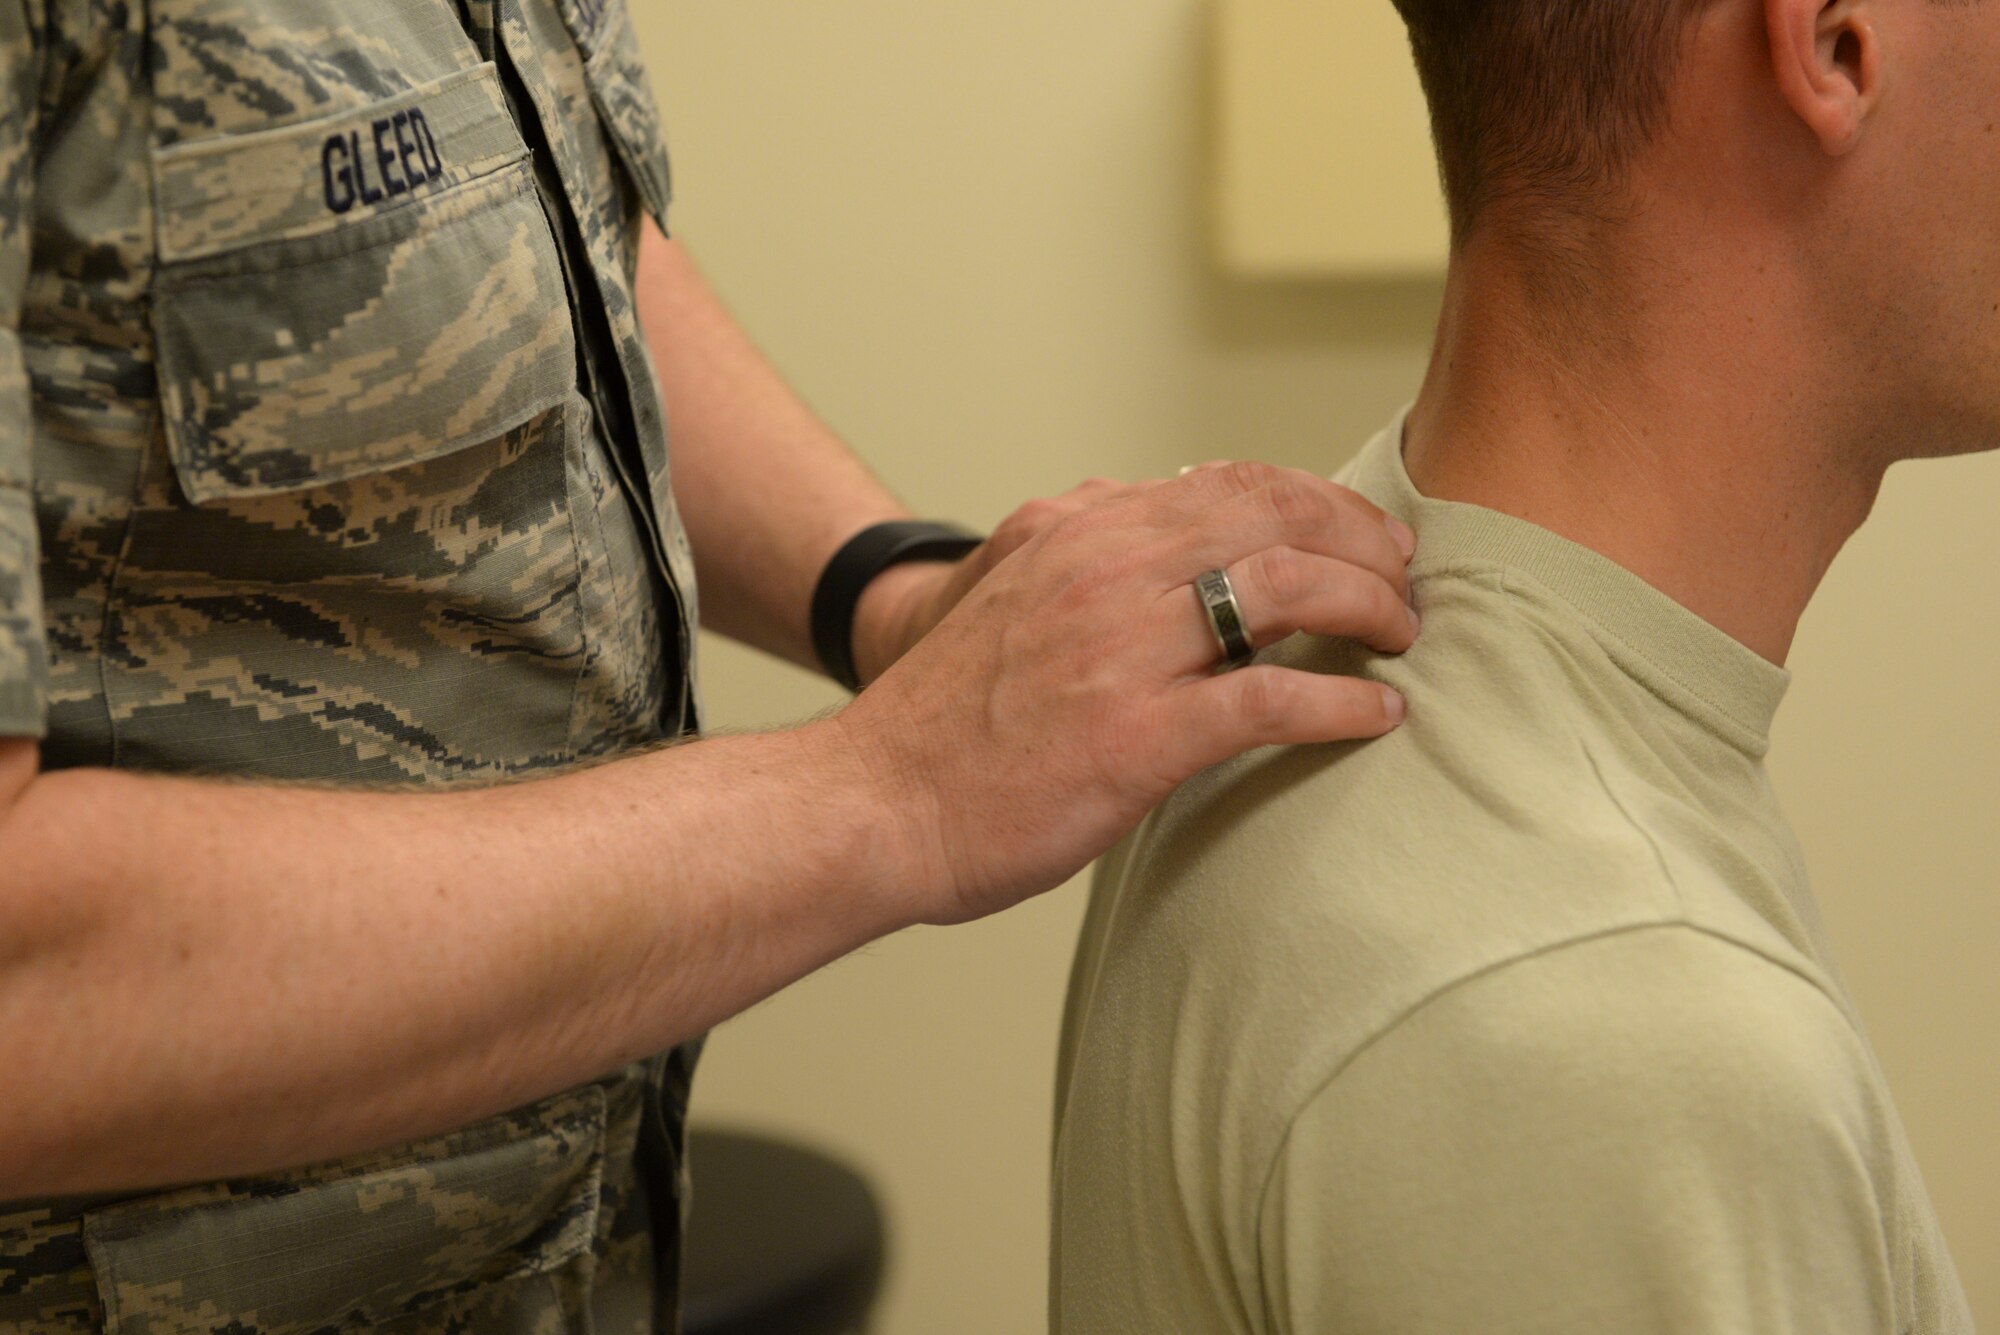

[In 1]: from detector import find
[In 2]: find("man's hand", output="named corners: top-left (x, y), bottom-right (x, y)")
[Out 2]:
top-left (836, 459), bottom-right (1420, 927)
top-left (849, 477), bottom-right (1151, 687)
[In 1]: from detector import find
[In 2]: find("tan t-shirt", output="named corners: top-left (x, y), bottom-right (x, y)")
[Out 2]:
top-left (1052, 415), bottom-right (1973, 1334)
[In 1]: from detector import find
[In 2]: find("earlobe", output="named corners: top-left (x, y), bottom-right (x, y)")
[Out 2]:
top-left (1766, 0), bottom-right (1881, 155)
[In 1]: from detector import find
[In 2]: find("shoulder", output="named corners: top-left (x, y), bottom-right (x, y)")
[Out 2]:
top-left (1257, 926), bottom-right (1898, 1334)
top-left (1098, 566), bottom-right (1700, 1065)
top-left (1145, 553), bottom-right (1656, 901)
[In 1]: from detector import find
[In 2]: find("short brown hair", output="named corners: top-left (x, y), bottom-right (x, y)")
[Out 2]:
top-left (1392, 0), bottom-right (1709, 236)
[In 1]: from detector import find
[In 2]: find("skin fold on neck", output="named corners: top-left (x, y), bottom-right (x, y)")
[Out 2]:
top-left (1401, 224), bottom-right (1890, 669)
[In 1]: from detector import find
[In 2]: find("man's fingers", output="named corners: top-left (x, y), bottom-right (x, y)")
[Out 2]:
top-left (1160, 549), bottom-right (1418, 673)
top-left (1150, 478), bottom-right (1413, 602)
top-left (1148, 460), bottom-right (1415, 558)
top-left (1156, 667), bottom-right (1406, 778)
top-left (1156, 550), bottom-right (1418, 675)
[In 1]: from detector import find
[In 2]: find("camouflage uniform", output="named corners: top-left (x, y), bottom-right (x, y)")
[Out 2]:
top-left (0, 0), bottom-right (708, 1330)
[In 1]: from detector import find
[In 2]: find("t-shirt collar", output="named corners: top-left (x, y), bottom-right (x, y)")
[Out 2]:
top-left (1349, 406), bottom-right (1792, 756)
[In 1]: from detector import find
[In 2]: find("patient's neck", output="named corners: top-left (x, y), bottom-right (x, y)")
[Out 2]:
top-left (1403, 232), bottom-right (1886, 667)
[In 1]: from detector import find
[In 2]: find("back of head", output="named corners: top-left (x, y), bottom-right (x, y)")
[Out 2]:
top-left (1392, 0), bottom-right (2000, 464)
top-left (1391, 0), bottom-right (1709, 237)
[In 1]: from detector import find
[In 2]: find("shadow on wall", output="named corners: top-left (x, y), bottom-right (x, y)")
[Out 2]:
top-left (1189, 0), bottom-right (1446, 350)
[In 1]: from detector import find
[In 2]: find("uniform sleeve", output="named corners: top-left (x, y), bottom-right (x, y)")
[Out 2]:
top-left (1257, 926), bottom-right (1904, 1335)
top-left (0, 0), bottom-right (49, 738)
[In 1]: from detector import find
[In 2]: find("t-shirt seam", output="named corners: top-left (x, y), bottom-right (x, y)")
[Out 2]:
top-left (1411, 554), bottom-right (1768, 755)
top-left (1576, 731), bottom-right (1691, 920)
top-left (1247, 919), bottom-right (1857, 1334)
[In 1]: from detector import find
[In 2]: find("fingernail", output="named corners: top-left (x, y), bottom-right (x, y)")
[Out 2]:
top-left (1406, 606), bottom-right (1422, 637)
top-left (1381, 685), bottom-right (1407, 724)
top-left (1387, 515), bottom-right (1418, 559)
top-left (1179, 465), bottom-right (1197, 476)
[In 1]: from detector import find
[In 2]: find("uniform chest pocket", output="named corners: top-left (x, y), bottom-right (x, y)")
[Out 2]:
top-left (149, 62), bottom-right (578, 502)
top-left (113, 60), bottom-right (645, 784)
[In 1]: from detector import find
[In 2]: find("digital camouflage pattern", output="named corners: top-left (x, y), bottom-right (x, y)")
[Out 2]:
top-left (1, 0), bottom-right (704, 1328)
top-left (0, 1070), bottom-right (677, 1335)
top-left (17, 0), bottom-right (698, 778)
top-left (0, 0), bottom-right (43, 737)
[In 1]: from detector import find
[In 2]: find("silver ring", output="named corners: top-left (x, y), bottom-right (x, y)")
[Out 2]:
top-left (1195, 568), bottom-right (1255, 672)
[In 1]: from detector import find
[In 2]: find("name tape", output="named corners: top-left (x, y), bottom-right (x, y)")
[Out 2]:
top-left (322, 108), bottom-right (445, 215)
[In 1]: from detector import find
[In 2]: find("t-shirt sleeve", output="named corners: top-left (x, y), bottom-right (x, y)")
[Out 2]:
top-left (1257, 925), bottom-right (1904, 1335)
top-left (0, 0), bottom-right (48, 738)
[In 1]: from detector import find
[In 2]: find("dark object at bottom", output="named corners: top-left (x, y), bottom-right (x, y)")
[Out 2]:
top-left (681, 1128), bottom-right (888, 1335)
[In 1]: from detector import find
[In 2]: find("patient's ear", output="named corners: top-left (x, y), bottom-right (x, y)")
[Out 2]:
top-left (1765, 0), bottom-right (1881, 154)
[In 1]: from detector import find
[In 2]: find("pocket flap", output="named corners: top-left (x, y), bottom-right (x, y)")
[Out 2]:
top-left (82, 1087), bottom-right (607, 1335)
top-left (150, 66), bottom-right (578, 502)
top-left (151, 64), bottom-right (528, 264)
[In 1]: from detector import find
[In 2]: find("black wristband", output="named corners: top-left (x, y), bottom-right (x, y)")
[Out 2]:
top-left (811, 521), bottom-right (984, 692)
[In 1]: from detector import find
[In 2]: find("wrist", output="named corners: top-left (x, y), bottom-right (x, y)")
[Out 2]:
top-left (848, 562), bottom-right (941, 688)
top-left (791, 713), bottom-right (943, 935)
top-left (811, 522), bottom-right (983, 691)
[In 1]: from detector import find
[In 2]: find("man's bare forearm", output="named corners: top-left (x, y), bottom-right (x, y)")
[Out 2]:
top-left (0, 722), bottom-right (917, 1200)
top-left (637, 227), bottom-right (921, 673)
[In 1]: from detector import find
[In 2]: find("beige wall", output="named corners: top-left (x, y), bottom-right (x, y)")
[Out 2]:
top-left (632, 5), bottom-right (1998, 1331)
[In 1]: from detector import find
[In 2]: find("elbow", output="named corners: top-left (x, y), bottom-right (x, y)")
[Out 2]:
top-left (0, 735), bottom-right (35, 813)
top-left (0, 753), bottom-right (129, 1201)
top-left (1, 762), bottom-right (106, 944)
top-left (0, 739), bottom-right (60, 965)
top-left (0, 751), bottom-right (126, 1013)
